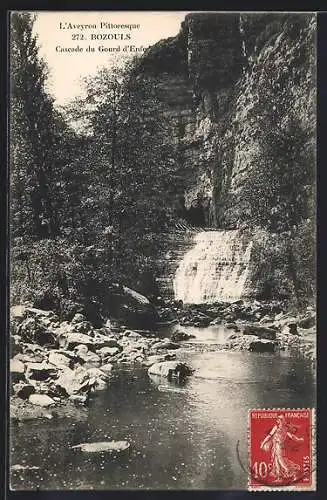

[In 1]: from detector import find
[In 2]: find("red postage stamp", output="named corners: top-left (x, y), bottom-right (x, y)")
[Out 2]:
top-left (248, 409), bottom-right (315, 491)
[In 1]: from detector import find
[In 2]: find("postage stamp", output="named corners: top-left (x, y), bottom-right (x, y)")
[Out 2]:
top-left (248, 409), bottom-right (315, 491)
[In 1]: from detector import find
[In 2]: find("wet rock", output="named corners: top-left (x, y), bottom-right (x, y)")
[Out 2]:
top-left (226, 332), bottom-right (241, 341)
top-left (101, 363), bottom-right (114, 373)
top-left (92, 332), bottom-right (124, 350)
top-left (72, 441), bottom-right (130, 453)
top-left (17, 316), bottom-right (57, 346)
top-left (209, 317), bottom-right (221, 326)
top-left (148, 361), bottom-right (194, 380)
top-left (248, 340), bottom-right (276, 353)
top-left (123, 330), bottom-right (144, 339)
top-left (14, 343), bottom-right (48, 364)
top-left (26, 307), bottom-right (59, 320)
top-left (123, 342), bottom-right (146, 354)
top-left (11, 464), bottom-right (40, 471)
top-left (226, 334), bottom-right (259, 350)
top-left (74, 344), bottom-right (89, 355)
top-left (92, 378), bottom-right (107, 391)
top-left (243, 324), bottom-right (277, 340)
top-left (142, 353), bottom-right (177, 367)
top-left (25, 362), bottom-right (58, 382)
top-left (87, 367), bottom-right (110, 381)
top-left (28, 393), bottom-right (55, 407)
top-left (225, 323), bottom-right (240, 332)
top-left (56, 366), bottom-right (93, 396)
top-left (48, 351), bottom-right (73, 368)
top-left (14, 351), bottom-right (45, 364)
top-left (80, 351), bottom-right (101, 368)
top-left (13, 382), bottom-right (35, 399)
top-left (224, 314), bottom-right (235, 323)
top-left (20, 343), bottom-right (46, 354)
top-left (151, 341), bottom-right (180, 351)
top-left (274, 313), bottom-right (298, 328)
top-left (106, 284), bottom-right (158, 329)
top-left (11, 305), bottom-right (59, 324)
top-left (58, 332), bottom-right (94, 350)
top-left (259, 315), bottom-right (273, 324)
top-left (10, 359), bottom-right (25, 382)
top-left (157, 385), bottom-right (190, 394)
top-left (97, 346), bottom-right (120, 359)
top-left (171, 328), bottom-right (196, 342)
top-left (117, 350), bottom-right (145, 364)
top-left (68, 394), bottom-right (88, 405)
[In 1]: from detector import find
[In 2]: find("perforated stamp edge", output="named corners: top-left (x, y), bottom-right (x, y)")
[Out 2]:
top-left (247, 408), bottom-right (316, 492)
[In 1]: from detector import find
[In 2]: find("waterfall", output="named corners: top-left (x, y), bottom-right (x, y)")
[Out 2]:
top-left (173, 230), bottom-right (252, 304)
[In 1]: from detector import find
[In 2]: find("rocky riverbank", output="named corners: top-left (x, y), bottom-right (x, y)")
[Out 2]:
top-left (10, 303), bottom-right (191, 420)
top-left (156, 298), bottom-right (316, 361)
top-left (10, 295), bottom-right (316, 421)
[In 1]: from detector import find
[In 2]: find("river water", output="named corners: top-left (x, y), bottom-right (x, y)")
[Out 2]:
top-left (10, 326), bottom-right (315, 490)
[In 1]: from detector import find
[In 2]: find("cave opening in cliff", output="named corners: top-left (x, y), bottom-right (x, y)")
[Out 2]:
top-left (175, 193), bottom-right (211, 228)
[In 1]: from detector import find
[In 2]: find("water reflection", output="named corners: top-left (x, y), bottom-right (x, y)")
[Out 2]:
top-left (11, 341), bottom-right (315, 490)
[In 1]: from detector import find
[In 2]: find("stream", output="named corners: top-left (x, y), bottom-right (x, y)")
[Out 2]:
top-left (10, 325), bottom-right (315, 490)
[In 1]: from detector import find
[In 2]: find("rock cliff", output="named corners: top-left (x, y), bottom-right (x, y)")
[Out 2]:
top-left (138, 12), bottom-right (316, 229)
top-left (138, 13), bottom-right (316, 303)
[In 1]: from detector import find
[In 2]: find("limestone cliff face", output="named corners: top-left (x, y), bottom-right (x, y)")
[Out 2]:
top-left (138, 12), bottom-right (316, 229)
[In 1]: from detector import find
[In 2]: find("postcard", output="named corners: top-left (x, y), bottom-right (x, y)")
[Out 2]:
top-left (8, 10), bottom-right (316, 491)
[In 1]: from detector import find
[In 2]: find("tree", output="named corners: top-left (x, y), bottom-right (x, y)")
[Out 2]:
top-left (63, 60), bottom-right (181, 291)
top-left (10, 12), bottom-right (62, 239)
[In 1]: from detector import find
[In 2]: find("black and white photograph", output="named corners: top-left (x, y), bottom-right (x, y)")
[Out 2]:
top-left (9, 10), bottom-right (316, 490)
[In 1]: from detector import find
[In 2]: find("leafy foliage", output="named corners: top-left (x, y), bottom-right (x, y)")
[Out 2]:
top-left (10, 15), bottom-right (181, 315)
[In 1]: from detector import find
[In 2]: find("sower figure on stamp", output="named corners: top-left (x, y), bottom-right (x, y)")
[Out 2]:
top-left (260, 414), bottom-right (304, 482)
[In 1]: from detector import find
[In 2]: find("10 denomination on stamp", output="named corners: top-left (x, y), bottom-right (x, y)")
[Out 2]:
top-left (248, 409), bottom-right (315, 491)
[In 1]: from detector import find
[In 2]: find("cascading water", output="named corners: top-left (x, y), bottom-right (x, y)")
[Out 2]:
top-left (173, 230), bottom-right (253, 304)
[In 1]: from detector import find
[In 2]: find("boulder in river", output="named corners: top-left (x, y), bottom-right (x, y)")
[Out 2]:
top-left (72, 441), bottom-right (130, 453)
top-left (68, 394), bottom-right (88, 405)
top-left (243, 324), bottom-right (277, 340)
top-left (87, 367), bottom-right (110, 381)
top-left (81, 351), bottom-right (101, 368)
top-left (248, 340), bottom-right (276, 353)
top-left (148, 361), bottom-right (194, 380)
top-left (171, 328), bottom-right (196, 342)
top-left (56, 366), bottom-right (93, 396)
top-left (101, 363), bottom-right (114, 373)
top-left (142, 354), bottom-right (177, 367)
top-left (151, 340), bottom-right (180, 351)
top-left (106, 284), bottom-right (158, 329)
top-left (28, 393), bottom-right (55, 407)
